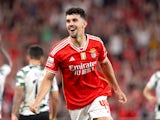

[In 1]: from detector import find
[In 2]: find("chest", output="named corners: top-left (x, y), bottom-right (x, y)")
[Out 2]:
top-left (59, 47), bottom-right (99, 67)
top-left (59, 47), bottom-right (100, 77)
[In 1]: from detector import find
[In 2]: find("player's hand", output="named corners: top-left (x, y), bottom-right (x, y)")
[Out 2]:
top-left (29, 103), bottom-right (39, 114)
top-left (115, 89), bottom-right (127, 104)
top-left (11, 113), bottom-right (18, 120)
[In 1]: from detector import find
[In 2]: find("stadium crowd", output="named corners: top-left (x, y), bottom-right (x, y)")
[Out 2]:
top-left (0, 0), bottom-right (160, 120)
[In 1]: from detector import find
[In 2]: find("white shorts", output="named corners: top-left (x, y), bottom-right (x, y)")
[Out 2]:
top-left (69, 96), bottom-right (112, 120)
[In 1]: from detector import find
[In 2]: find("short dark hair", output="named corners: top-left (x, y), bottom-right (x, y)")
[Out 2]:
top-left (66, 7), bottom-right (86, 20)
top-left (27, 45), bottom-right (44, 60)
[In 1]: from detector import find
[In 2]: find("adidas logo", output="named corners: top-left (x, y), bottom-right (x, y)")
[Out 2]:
top-left (69, 57), bottom-right (75, 62)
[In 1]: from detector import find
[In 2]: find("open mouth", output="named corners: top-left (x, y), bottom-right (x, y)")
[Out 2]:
top-left (70, 29), bottom-right (75, 32)
top-left (69, 26), bottom-right (76, 32)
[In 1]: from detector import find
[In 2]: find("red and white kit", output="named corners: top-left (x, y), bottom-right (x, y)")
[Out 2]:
top-left (45, 34), bottom-right (112, 110)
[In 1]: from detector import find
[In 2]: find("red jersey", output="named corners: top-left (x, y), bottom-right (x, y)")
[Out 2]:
top-left (45, 34), bottom-right (112, 110)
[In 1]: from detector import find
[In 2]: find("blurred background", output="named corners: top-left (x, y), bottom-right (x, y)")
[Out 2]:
top-left (0, 0), bottom-right (160, 120)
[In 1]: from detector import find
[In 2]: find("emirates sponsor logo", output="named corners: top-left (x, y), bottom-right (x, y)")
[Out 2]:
top-left (69, 61), bottom-right (97, 75)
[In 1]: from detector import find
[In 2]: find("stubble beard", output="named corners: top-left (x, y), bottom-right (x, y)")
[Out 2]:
top-left (70, 32), bottom-right (77, 39)
top-left (71, 35), bottom-right (77, 39)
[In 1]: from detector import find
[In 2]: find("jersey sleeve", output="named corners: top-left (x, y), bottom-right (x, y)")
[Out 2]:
top-left (146, 72), bottom-right (160, 89)
top-left (45, 53), bottom-right (59, 73)
top-left (16, 70), bottom-right (25, 87)
top-left (98, 39), bottom-right (108, 63)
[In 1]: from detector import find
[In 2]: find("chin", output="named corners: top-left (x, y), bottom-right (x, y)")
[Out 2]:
top-left (70, 34), bottom-right (77, 38)
top-left (71, 36), bottom-right (77, 39)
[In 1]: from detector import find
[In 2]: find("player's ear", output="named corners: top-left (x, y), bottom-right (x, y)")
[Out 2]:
top-left (84, 21), bottom-right (87, 27)
top-left (82, 21), bottom-right (87, 28)
top-left (40, 56), bottom-right (45, 64)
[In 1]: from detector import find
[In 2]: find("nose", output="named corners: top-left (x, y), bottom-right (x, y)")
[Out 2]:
top-left (67, 22), bottom-right (75, 29)
top-left (68, 21), bottom-right (74, 26)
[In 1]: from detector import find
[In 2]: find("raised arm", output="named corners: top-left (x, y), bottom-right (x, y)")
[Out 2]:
top-left (99, 57), bottom-right (127, 104)
top-left (0, 34), bottom-right (12, 67)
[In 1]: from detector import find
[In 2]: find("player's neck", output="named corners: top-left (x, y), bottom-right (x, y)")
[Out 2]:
top-left (29, 59), bottom-right (41, 66)
top-left (71, 34), bottom-right (86, 48)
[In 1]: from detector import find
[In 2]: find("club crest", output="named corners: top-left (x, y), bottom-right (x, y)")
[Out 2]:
top-left (89, 48), bottom-right (96, 58)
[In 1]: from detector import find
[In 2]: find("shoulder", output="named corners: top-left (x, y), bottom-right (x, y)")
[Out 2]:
top-left (153, 71), bottom-right (160, 79)
top-left (0, 64), bottom-right (11, 75)
top-left (147, 71), bottom-right (160, 88)
top-left (87, 34), bottom-right (104, 46)
top-left (1, 64), bottom-right (11, 70)
top-left (17, 65), bottom-right (30, 76)
top-left (50, 37), bottom-right (69, 56)
top-left (87, 34), bottom-right (105, 49)
top-left (148, 71), bottom-right (160, 83)
top-left (87, 34), bottom-right (102, 42)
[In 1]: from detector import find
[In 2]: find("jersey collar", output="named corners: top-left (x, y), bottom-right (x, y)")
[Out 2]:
top-left (69, 34), bottom-right (89, 52)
